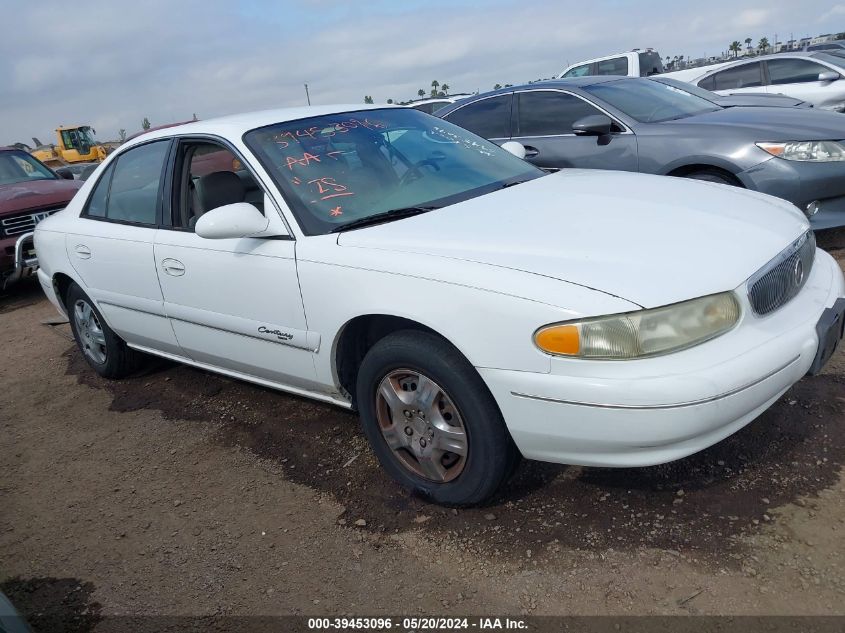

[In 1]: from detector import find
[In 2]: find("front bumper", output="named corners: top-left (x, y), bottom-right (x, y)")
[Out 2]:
top-left (480, 249), bottom-right (845, 467)
top-left (1, 232), bottom-right (38, 289)
top-left (739, 158), bottom-right (845, 230)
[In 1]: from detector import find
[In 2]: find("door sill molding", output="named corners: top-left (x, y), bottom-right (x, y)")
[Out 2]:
top-left (127, 343), bottom-right (352, 409)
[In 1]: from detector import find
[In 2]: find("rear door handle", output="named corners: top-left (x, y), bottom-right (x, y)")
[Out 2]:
top-left (523, 146), bottom-right (540, 158)
top-left (161, 258), bottom-right (186, 277)
top-left (74, 244), bottom-right (91, 259)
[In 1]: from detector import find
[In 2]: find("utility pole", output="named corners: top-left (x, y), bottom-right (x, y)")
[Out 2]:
top-left (304, 83), bottom-right (311, 106)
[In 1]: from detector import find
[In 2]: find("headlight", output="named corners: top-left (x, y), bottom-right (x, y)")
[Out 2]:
top-left (534, 292), bottom-right (740, 360)
top-left (756, 140), bottom-right (845, 162)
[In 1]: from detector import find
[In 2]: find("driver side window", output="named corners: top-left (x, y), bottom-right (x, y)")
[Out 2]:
top-left (171, 141), bottom-right (264, 230)
top-left (516, 91), bottom-right (610, 136)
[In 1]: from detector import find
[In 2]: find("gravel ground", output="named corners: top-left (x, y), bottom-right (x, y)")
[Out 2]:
top-left (2, 229), bottom-right (845, 629)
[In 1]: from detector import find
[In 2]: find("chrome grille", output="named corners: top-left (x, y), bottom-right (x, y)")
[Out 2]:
top-left (1, 208), bottom-right (62, 238)
top-left (747, 230), bottom-right (815, 315)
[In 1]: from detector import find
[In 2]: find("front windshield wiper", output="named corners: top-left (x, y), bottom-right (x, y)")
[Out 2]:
top-left (500, 179), bottom-right (534, 189)
top-left (330, 206), bottom-right (438, 233)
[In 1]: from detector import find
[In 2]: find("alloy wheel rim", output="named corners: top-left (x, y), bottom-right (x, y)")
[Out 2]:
top-left (73, 299), bottom-right (107, 365)
top-left (375, 369), bottom-right (468, 482)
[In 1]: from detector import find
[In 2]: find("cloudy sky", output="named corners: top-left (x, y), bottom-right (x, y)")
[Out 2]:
top-left (1, 0), bottom-right (843, 144)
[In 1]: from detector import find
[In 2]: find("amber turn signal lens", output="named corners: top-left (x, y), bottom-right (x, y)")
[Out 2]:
top-left (534, 324), bottom-right (580, 356)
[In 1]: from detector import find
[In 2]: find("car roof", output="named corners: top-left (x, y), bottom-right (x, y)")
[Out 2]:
top-left (433, 77), bottom-right (627, 118)
top-left (455, 76), bottom-right (624, 99)
top-left (695, 52), bottom-right (834, 75)
top-left (127, 104), bottom-right (399, 146)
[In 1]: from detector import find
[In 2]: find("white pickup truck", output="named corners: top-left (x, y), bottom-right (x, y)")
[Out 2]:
top-left (558, 49), bottom-right (664, 78)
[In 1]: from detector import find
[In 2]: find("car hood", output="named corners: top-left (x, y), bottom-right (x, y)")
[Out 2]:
top-left (337, 170), bottom-right (809, 308)
top-left (668, 105), bottom-right (845, 140)
top-left (0, 178), bottom-right (83, 215)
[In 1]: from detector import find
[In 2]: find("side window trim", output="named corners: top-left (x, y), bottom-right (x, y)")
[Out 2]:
top-left (761, 60), bottom-right (772, 86)
top-left (79, 138), bottom-right (173, 228)
top-left (511, 89), bottom-right (631, 138)
top-left (441, 93), bottom-right (514, 140)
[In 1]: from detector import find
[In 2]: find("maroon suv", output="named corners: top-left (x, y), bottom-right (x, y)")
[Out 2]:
top-left (0, 147), bottom-right (83, 290)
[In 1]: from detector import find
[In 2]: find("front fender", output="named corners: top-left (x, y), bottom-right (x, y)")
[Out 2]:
top-left (296, 252), bottom-right (638, 390)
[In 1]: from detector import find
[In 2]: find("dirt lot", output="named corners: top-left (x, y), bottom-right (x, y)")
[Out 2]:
top-left (2, 230), bottom-right (845, 629)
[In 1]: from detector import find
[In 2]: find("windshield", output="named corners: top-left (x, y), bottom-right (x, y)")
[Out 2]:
top-left (78, 127), bottom-right (97, 145)
top-left (814, 52), bottom-right (845, 71)
top-left (245, 108), bottom-right (542, 235)
top-left (584, 78), bottom-right (721, 123)
top-left (0, 150), bottom-right (56, 185)
top-left (649, 76), bottom-right (720, 103)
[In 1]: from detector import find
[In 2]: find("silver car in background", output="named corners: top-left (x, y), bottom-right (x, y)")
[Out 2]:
top-left (437, 77), bottom-right (845, 229)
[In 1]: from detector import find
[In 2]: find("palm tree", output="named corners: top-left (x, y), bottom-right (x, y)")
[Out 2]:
top-left (745, 37), bottom-right (752, 51)
top-left (729, 41), bottom-right (741, 57)
top-left (417, 89), bottom-right (425, 98)
top-left (441, 83), bottom-right (449, 95)
top-left (758, 37), bottom-right (769, 53)
top-left (430, 80), bottom-right (440, 97)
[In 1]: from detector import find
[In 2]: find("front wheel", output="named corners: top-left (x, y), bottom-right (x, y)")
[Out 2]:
top-left (356, 330), bottom-right (520, 506)
top-left (684, 169), bottom-right (739, 186)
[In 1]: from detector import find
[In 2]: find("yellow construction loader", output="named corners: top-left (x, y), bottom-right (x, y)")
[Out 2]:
top-left (30, 125), bottom-right (110, 167)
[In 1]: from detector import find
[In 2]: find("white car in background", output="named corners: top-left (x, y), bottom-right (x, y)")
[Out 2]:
top-left (558, 49), bottom-right (664, 78)
top-left (33, 105), bottom-right (845, 505)
top-left (664, 52), bottom-right (845, 112)
top-left (408, 94), bottom-right (474, 114)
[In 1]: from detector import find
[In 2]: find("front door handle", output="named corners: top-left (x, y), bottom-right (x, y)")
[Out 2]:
top-left (523, 146), bottom-right (540, 158)
top-left (74, 244), bottom-right (91, 259)
top-left (161, 258), bottom-right (186, 277)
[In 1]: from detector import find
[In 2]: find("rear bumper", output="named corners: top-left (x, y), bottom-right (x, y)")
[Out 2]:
top-left (1, 232), bottom-right (38, 289)
top-left (480, 250), bottom-right (845, 467)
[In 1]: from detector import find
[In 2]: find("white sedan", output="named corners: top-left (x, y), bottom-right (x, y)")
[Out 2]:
top-left (663, 52), bottom-right (845, 112)
top-left (34, 105), bottom-right (845, 505)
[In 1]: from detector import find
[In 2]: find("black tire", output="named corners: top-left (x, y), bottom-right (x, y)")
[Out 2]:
top-left (684, 169), bottom-right (739, 186)
top-left (66, 282), bottom-right (144, 378)
top-left (356, 330), bottom-right (520, 506)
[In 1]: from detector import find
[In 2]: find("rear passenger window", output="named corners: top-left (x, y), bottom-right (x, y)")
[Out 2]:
top-left (84, 141), bottom-right (169, 224)
top-left (596, 57), bottom-right (629, 76)
top-left (697, 75), bottom-right (716, 90)
top-left (443, 95), bottom-right (512, 139)
top-left (711, 63), bottom-right (763, 90)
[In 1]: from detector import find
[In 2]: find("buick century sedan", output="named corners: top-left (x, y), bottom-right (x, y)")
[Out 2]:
top-left (34, 105), bottom-right (845, 505)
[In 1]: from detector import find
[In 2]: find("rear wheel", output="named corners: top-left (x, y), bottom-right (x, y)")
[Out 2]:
top-left (356, 330), bottom-right (520, 506)
top-left (67, 282), bottom-right (144, 378)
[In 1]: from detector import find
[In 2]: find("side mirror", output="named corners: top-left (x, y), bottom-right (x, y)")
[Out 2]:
top-left (55, 168), bottom-right (74, 180)
top-left (500, 141), bottom-right (527, 159)
top-left (819, 71), bottom-right (840, 83)
top-left (195, 202), bottom-right (274, 239)
top-left (573, 114), bottom-right (615, 136)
